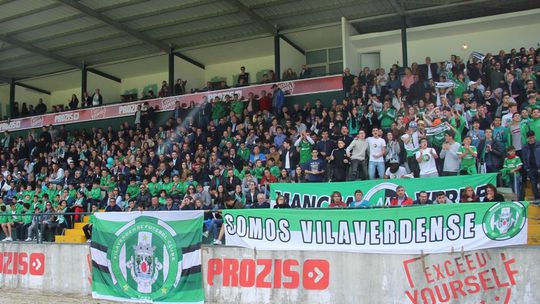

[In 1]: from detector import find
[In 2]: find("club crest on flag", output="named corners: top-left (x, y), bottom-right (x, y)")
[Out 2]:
top-left (109, 217), bottom-right (182, 299)
top-left (483, 202), bottom-right (527, 241)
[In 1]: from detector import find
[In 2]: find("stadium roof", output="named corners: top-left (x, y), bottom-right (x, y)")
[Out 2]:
top-left (0, 0), bottom-right (539, 84)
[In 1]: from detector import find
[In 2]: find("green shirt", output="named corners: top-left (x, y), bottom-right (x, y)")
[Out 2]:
top-left (450, 115), bottom-right (466, 143)
top-left (269, 165), bottom-right (281, 178)
top-left (378, 108), bottom-right (396, 129)
top-left (161, 182), bottom-right (173, 194)
top-left (298, 140), bottom-right (312, 164)
top-left (147, 183), bottom-right (160, 197)
top-left (238, 147), bottom-right (251, 161)
top-left (457, 145), bottom-right (477, 173)
top-left (231, 100), bottom-right (244, 116)
top-left (85, 187), bottom-right (102, 200)
top-left (127, 184), bottom-right (140, 198)
top-left (170, 182), bottom-right (184, 196)
top-left (503, 156), bottom-right (523, 176)
top-left (251, 166), bottom-right (265, 181)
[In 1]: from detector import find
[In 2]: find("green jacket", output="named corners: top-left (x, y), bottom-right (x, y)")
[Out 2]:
top-left (521, 117), bottom-right (540, 144)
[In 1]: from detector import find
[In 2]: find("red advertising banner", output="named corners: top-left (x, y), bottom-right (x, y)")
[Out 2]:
top-left (0, 75), bottom-right (343, 132)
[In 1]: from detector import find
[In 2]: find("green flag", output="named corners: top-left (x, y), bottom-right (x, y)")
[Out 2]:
top-left (91, 211), bottom-right (204, 303)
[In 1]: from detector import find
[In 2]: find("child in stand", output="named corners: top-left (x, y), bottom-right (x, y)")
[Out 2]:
top-left (501, 146), bottom-right (523, 200)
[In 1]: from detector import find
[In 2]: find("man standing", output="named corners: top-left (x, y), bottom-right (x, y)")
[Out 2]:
top-left (302, 150), bottom-right (326, 182)
top-left (522, 131), bottom-right (540, 200)
top-left (346, 130), bottom-right (368, 180)
top-left (440, 131), bottom-right (460, 176)
top-left (367, 128), bottom-right (386, 180)
top-left (416, 138), bottom-right (439, 177)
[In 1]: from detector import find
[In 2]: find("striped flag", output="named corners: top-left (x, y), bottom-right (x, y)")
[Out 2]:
top-left (91, 211), bottom-right (204, 303)
top-left (470, 51), bottom-right (485, 61)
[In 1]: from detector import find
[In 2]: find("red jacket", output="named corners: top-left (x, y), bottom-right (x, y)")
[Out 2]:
top-left (328, 201), bottom-right (347, 208)
top-left (390, 197), bottom-right (413, 206)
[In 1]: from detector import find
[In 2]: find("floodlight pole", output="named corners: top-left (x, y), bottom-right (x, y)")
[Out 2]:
top-left (401, 16), bottom-right (408, 67)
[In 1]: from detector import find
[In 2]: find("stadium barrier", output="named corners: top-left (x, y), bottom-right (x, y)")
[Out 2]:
top-left (0, 75), bottom-right (343, 132)
top-left (0, 242), bottom-right (91, 294)
top-left (1, 242), bottom-right (539, 304)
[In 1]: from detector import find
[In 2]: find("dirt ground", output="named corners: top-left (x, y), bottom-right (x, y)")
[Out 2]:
top-left (0, 289), bottom-right (118, 304)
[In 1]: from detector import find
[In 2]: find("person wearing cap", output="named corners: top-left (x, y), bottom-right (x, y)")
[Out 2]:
top-left (522, 130), bottom-right (540, 200)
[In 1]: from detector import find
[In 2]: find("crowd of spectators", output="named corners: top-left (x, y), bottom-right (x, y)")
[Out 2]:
top-left (0, 46), bottom-right (538, 244)
top-left (7, 65), bottom-right (313, 119)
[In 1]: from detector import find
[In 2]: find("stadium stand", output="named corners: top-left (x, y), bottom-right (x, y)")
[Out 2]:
top-left (0, 44), bottom-right (538, 245)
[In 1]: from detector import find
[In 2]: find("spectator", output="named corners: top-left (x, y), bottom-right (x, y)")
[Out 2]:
top-left (390, 186), bottom-right (413, 206)
top-left (174, 78), bottom-right (187, 95)
top-left (158, 81), bottom-right (169, 97)
top-left (329, 139), bottom-right (349, 182)
top-left (385, 162), bottom-right (411, 179)
top-left (274, 195), bottom-right (290, 208)
top-left (105, 197), bottom-right (122, 212)
top-left (457, 136), bottom-right (478, 175)
top-left (35, 98), bottom-right (47, 114)
top-left (328, 191), bottom-right (347, 208)
top-left (522, 131), bottom-right (540, 200)
top-left (348, 189), bottom-right (370, 208)
top-left (416, 138), bottom-right (439, 177)
top-left (501, 146), bottom-right (523, 199)
top-left (367, 127), bottom-right (386, 180)
top-left (440, 131), bottom-right (460, 176)
top-left (346, 130), bottom-right (368, 180)
top-left (482, 184), bottom-right (505, 202)
top-left (302, 150), bottom-right (325, 182)
top-left (68, 94), bottom-right (79, 110)
top-left (91, 89), bottom-right (103, 106)
top-left (299, 65), bottom-right (312, 79)
top-left (282, 68), bottom-right (297, 81)
top-left (435, 192), bottom-right (452, 204)
top-left (460, 186), bottom-right (479, 203)
top-left (253, 193), bottom-right (270, 208)
top-left (237, 66), bottom-right (249, 85)
top-left (413, 191), bottom-right (433, 205)
top-left (271, 85), bottom-right (285, 115)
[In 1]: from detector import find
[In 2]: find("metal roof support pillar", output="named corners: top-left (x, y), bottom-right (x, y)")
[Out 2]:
top-left (169, 48), bottom-right (175, 96)
top-left (274, 34), bottom-right (281, 81)
top-left (81, 63), bottom-right (88, 101)
top-left (401, 16), bottom-right (408, 67)
top-left (9, 79), bottom-right (15, 119)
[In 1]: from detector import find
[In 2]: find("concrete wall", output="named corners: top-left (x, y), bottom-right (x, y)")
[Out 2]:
top-left (0, 242), bottom-right (91, 294)
top-left (342, 17), bottom-right (360, 75)
top-left (280, 37), bottom-right (305, 77)
top-left (205, 55), bottom-right (274, 85)
top-left (204, 246), bottom-right (540, 304)
top-left (348, 9), bottom-right (540, 69)
top-left (1, 242), bottom-right (539, 303)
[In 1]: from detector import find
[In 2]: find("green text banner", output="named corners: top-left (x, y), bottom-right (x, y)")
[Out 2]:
top-left (223, 202), bottom-right (528, 254)
top-left (270, 174), bottom-right (498, 208)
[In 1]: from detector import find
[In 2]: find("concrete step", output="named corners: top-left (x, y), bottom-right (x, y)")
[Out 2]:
top-left (73, 222), bottom-right (87, 230)
top-left (65, 229), bottom-right (85, 238)
top-left (55, 234), bottom-right (86, 243)
top-left (529, 205), bottom-right (540, 218)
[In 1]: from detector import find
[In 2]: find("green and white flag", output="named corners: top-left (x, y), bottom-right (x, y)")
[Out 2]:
top-left (91, 211), bottom-right (204, 303)
top-left (223, 202), bottom-right (528, 254)
top-left (270, 173), bottom-right (497, 208)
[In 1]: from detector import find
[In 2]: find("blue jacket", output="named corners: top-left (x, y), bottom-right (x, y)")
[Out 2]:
top-left (522, 141), bottom-right (540, 170)
top-left (272, 89), bottom-right (284, 109)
